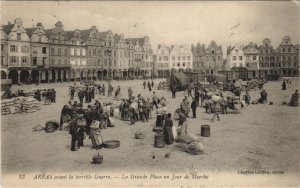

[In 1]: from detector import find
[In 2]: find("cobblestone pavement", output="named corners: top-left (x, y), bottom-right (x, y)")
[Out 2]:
top-left (1, 78), bottom-right (299, 178)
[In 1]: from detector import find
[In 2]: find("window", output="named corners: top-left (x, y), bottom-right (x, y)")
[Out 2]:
top-left (1, 44), bottom-right (4, 52)
top-left (65, 59), bottom-right (68, 65)
top-left (58, 48), bottom-right (61, 56)
top-left (1, 56), bottom-right (4, 65)
top-left (212, 50), bottom-right (214, 54)
top-left (173, 62), bottom-right (175, 67)
top-left (93, 49), bottom-right (96, 56)
top-left (41, 47), bottom-right (47, 54)
top-left (172, 56), bottom-right (175, 61)
top-left (10, 45), bottom-right (17, 52)
top-left (239, 56), bottom-right (243, 60)
top-left (21, 57), bottom-right (27, 64)
top-left (77, 48), bottom-right (81, 56)
top-left (288, 48), bottom-right (291, 52)
top-left (58, 59), bottom-right (61, 65)
top-left (43, 57), bottom-right (47, 65)
top-left (64, 49), bottom-right (68, 56)
top-left (283, 56), bottom-right (286, 61)
top-left (187, 62), bottom-right (190, 66)
top-left (177, 56), bottom-right (180, 61)
top-left (163, 56), bottom-right (168, 61)
top-left (32, 46), bottom-right (38, 54)
top-left (283, 48), bottom-right (285, 53)
top-left (183, 63), bottom-right (185, 67)
top-left (114, 51), bottom-right (116, 57)
top-left (71, 48), bottom-right (75, 56)
top-left (177, 62), bottom-right (180, 67)
top-left (114, 60), bottom-right (116, 66)
top-left (32, 57), bottom-right (37, 65)
top-left (159, 57), bottom-right (162, 61)
top-left (253, 56), bottom-right (257, 60)
top-left (232, 56), bottom-right (236, 60)
top-left (182, 56), bottom-right (185, 61)
top-left (288, 56), bottom-right (291, 61)
top-left (10, 56), bottom-right (17, 64)
top-left (51, 48), bottom-right (55, 55)
top-left (17, 33), bottom-right (21, 41)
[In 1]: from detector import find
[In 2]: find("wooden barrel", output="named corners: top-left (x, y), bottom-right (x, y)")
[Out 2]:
top-left (201, 125), bottom-right (210, 137)
top-left (154, 134), bottom-right (165, 148)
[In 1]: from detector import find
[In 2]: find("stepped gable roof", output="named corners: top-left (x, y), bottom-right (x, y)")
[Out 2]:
top-left (113, 34), bottom-right (121, 43)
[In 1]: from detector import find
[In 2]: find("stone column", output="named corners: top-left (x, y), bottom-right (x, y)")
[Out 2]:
top-left (54, 70), bottom-right (58, 83)
top-left (61, 70), bottom-right (64, 82)
top-left (38, 71), bottom-right (41, 84)
top-left (28, 70), bottom-right (32, 85)
top-left (85, 70), bottom-right (88, 81)
top-left (17, 70), bottom-right (21, 85)
top-left (48, 70), bottom-right (52, 83)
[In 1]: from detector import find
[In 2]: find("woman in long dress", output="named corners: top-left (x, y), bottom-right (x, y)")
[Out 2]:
top-left (90, 119), bottom-right (103, 149)
top-left (163, 113), bottom-right (174, 144)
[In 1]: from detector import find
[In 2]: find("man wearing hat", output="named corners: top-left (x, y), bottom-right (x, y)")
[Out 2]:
top-left (191, 97), bottom-right (197, 118)
top-left (69, 114), bottom-right (86, 151)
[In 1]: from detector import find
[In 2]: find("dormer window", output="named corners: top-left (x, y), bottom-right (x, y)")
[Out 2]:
top-left (17, 33), bottom-right (21, 41)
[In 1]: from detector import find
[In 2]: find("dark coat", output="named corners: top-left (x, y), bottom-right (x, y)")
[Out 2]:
top-left (191, 100), bottom-right (197, 109)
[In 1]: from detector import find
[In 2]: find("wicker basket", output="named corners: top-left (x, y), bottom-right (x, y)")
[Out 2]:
top-left (92, 153), bottom-right (103, 164)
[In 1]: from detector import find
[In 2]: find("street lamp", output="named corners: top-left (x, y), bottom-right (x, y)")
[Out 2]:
top-left (106, 49), bottom-right (112, 97)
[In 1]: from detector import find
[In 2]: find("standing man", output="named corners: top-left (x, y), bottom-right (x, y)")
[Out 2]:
top-left (128, 87), bottom-right (133, 99)
top-left (191, 97), bottom-right (197, 118)
top-left (70, 87), bottom-right (75, 101)
top-left (69, 114), bottom-right (86, 151)
top-left (151, 80), bottom-right (154, 88)
top-left (194, 89), bottom-right (200, 106)
top-left (143, 81), bottom-right (146, 89)
top-left (211, 100), bottom-right (221, 122)
top-left (148, 81), bottom-right (152, 91)
top-left (171, 85), bottom-right (177, 98)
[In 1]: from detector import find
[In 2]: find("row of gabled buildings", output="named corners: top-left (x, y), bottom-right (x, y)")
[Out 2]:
top-left (225, 37), bottom-right (299, 79)
top-left (1, 18), bottom-right (153, 84)
top-left (1, 18), bottom-right (299, 84)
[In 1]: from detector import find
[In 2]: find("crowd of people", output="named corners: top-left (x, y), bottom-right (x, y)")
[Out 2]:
top-left (53, 77), bottom-right (298, 151)
top-left (33, 89), bottom-right (57, 105)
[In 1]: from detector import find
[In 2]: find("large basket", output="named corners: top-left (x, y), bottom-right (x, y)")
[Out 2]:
top-left (45, 121), bottom-right (59, 133)
top-left (103, 140), bottom-right (120, 149)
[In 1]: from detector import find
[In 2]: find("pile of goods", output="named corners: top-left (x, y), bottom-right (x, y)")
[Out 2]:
top-left (1, 97), bottom-right (41, 115)
top-left (176, 141), bottom-right (204, 155)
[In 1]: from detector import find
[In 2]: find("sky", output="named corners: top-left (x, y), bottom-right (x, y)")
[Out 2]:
top-left (1, 1), bottom-right (300, 53)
